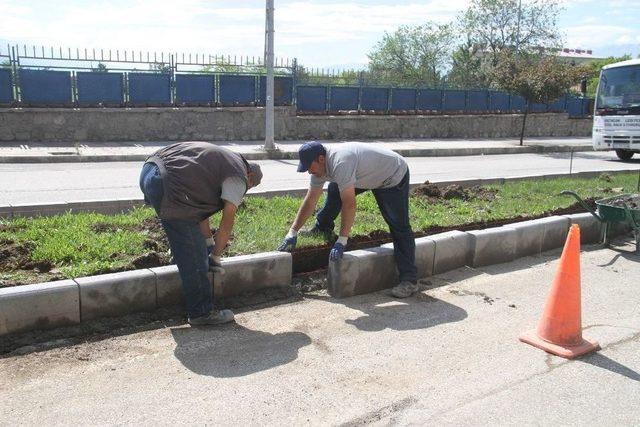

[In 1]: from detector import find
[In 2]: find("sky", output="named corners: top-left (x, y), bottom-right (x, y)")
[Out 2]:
top-left (1, 0), bottom-right (638, 69)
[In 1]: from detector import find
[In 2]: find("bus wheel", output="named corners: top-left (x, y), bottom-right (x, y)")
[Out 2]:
top-left (615, 149), bottom-right (634, 161)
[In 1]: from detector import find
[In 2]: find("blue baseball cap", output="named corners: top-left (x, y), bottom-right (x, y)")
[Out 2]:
top-left (297, 141), bottom-right (326, 172)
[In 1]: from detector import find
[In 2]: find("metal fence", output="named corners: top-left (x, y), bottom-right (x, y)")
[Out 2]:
top-left (0, 44), bottom-right (295, 107)
top-left (0, 43), bottom-right (593, 117)
top-left (296, 86), bottom-right (593, 118)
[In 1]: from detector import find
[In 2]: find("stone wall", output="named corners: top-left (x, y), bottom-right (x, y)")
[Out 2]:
top-left (0, 107), bottom-right (591, 142)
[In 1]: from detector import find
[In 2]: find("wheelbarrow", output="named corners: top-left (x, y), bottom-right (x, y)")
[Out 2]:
top-left (561, 190), bottom-right (640, 252)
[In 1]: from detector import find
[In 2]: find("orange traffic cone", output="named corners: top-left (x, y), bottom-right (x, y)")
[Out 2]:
top-left (519, 224), bottom-right (600, 359)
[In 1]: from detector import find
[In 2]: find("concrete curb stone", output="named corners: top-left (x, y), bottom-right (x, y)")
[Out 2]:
top-left (468, 227), bottom-right (518, 267)
top-left (76, 269), bottom-right (157, 321)
top-left (539, 216), bottom-right (571, 252)
top-left (149, 265), bottom-right (184, 308)
top-left (219, 251), bottom-right (292, 297)
top-left (563, 213), bottom-right (603, 244)
top-left (381, 236), bottom-right (436, 279)
top-left (430, 230), bottom-right (473, 275)
top-left (0, 280), bottom-right (80, 335)
top-left (506, 220), bottom-right (545, 258)
top-left (327, 246), bottom-right (397, 298)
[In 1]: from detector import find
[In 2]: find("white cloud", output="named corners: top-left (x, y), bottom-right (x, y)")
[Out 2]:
top-left (564, 24), bottom-right (640, 49)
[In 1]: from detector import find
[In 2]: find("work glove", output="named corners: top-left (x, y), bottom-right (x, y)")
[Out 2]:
top-left (329, 240), bottom-right (346, 262)
top-left (277, 229), bottom-right (298, 252)
top-left (206, 237), bottom-right (225, 275)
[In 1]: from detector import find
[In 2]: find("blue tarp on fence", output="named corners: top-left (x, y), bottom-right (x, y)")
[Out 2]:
top-left (489, 91), bottom-right (510, 111)
top-left (219, 75), bottom-right (256, 106)
top-left (258, 76), bottom-right (293, 106)
top-left (0, 68), bottom-right (12, 104)
top-left (467, 90), bottom-right (489, 111)
top-left (76, 72), bottom-right (124, 106)
top-left (361, 87), bottom-right (389, 111)
top-left (297, 85), bottom-right (327, 112)
top-left (510, 95), bottom-right (527, 112)
top-left (529, 102), bottom-right (548, 113)
top-left (20, 69), bottom-right (72, 106)
top-left (391, 88), bottom-right (416, 111)
top-left (416, 89), bottom-right (442, 110)
top-left (329, 86), bottom-right (359, 111)
top-left (175, 74), bottom-right (214, 106)
top-left (128, 73), bottom-right (171, 106)
top-left (547, 95), bottom-right (567, 112)
top-left (443, 90), bottom-right (466, 111)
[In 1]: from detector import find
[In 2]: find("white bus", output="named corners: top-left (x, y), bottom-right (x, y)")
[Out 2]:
top-left (592, 58), bottom-right (640, 160)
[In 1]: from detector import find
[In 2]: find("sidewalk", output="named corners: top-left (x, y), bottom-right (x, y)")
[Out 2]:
top-left (0, 137), bottom-right (593, 163)
top-left (1, 242), bottom-right (638, 424)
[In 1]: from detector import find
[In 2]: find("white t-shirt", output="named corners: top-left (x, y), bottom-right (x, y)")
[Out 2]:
top-left (221, 176), bottom-right (247, 208)
top-left (310, 142), bottom-right (408, 192)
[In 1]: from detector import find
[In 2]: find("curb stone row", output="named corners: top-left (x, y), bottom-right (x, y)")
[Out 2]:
top-left (1, 212), bottom-right (627, 336)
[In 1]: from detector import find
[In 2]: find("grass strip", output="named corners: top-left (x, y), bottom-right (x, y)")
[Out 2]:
top-left (0, 172), bottom-right (634, 285)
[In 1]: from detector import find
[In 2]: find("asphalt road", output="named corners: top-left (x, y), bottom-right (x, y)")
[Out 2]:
top-left (1, 151), bottom-right (640, 205)
top-left (1, 242), bottom-right (638, 424)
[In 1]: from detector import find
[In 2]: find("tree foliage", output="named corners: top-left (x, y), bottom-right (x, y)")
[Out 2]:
top-left (460, 0), bottom-right (561, 61)
top-left (367, 22), bottom-right (455, 87)
top-left (491, 51), bottom-right (583, 144)
top-left (448, 0), bottom-right (562, 88)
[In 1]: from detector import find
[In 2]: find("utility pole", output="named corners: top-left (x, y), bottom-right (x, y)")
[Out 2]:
top-left (515, 0), bottom-right (522, 53)
top-left (264, 0), bottom-right (276, 152)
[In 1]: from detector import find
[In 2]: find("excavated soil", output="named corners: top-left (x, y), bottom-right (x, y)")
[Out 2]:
top-left (605, 195), bottom-right (640, 210)
top-left (0, 198), bottom-right (596, 286)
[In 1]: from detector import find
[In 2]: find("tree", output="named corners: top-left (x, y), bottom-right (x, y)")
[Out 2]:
top-left (580, 55), bottom-right (632, 97)
top-left (446, 39), bottom-right (493, 89)
top-left (367, 22), bottom-right (455, 87)
top-left (456, 0), bottom-right (562, 86)
top-left (492, 51), bottom-right (582, 145)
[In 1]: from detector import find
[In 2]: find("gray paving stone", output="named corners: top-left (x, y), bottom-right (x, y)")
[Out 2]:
top-left (506, 219), bottom-right (545, 258)
top-left (0, 280), bottom-right (80, 335)
top-left (150, 265), bottom-right (184, 307)
top-left (468, 227), bottom-right (518, 267)
top-left (327, 246), bottom-right (398, 298)
top-left (563, 212), bottom-right (604, 245)
top-left (77, 269), bottom-right (157, 321)
top-left (539, 216), bottom-right (571, 252)
top-left (219, 251), bottom-right (292, 297)
top-left (430, 230), bottom-right (473, 274)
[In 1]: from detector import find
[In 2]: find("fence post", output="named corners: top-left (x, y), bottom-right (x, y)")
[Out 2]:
top-left (11, 45), bottom-right (20, 103)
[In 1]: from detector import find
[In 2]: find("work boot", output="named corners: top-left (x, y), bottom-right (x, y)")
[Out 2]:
top-left (299, 225), bottom-right (336, 241)
top-left (188, 309), bottom-right (235, 326)
top-left (390, 281), bottom-right (419, 298)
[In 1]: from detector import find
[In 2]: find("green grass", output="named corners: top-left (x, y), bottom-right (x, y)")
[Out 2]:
top-left (0, 172), bottom-right (637, 284)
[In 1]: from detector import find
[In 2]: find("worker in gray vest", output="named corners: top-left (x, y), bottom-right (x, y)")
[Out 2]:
top-left (277, 141), bottom-right (419, 298)
top-left (139, 142), bottom-right (262, 325)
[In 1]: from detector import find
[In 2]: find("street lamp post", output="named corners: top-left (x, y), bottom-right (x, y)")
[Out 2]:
top-left (264, 0), bottom-right (276, 152)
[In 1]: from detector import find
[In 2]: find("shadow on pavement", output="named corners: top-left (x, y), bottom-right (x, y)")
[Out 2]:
top-left (580, 352), bottom-right (640, 382)
top-left (171, 323), bottom-right (311, 377)
top-left (306, 292), bottom-right (467, 332)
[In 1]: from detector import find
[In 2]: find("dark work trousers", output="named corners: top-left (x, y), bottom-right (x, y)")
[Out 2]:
top-left (139, 162), bottom-right (213, 318)
top-left (315, 170), bottom-right (418, 284)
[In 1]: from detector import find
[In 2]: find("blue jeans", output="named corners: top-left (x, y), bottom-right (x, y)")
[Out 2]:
top-left (315, 171), bottom-right (417, 284)
top-left (139, 163), bottom-right (213, 318)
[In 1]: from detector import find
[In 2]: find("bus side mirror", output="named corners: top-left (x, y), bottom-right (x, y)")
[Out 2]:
top-left (580, 78), bottom-right (587, 96)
